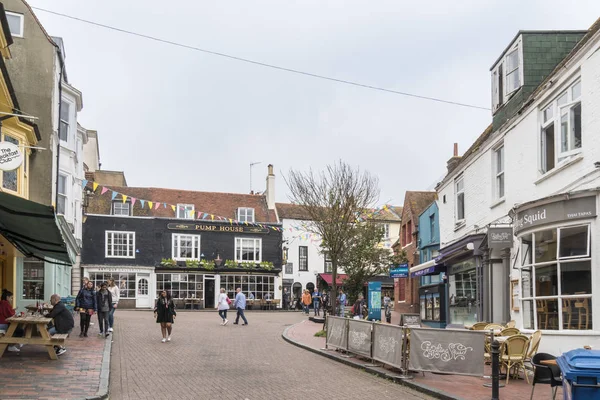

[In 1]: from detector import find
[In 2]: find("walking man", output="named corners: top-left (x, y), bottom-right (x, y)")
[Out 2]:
top-left (338, 289), bottom-right (347, 317)
top-left (312, 288), bottom-right (321, 317)
top-left (282, 288), bottom-right (290, 310)
top-left (233, 287), bottom-right (248, 326)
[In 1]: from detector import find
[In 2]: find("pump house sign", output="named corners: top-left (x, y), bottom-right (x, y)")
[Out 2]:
top-left (166, 223), bottom-right (271, 234)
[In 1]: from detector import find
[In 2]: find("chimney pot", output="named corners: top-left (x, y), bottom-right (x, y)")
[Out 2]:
top-left (453, 143), bottom-right (458, 157)
top-left (268, 164), bottom-right (274, 176)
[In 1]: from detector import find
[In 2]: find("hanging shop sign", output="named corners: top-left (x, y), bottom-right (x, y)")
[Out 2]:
top-left (0, 142), bottom-right (23, 171)
top-left (487, 227), bottom-right (513, 250)
top-left (389, 264), bottom-right (409, 278)
top-left (167, 223), bottom-right (271, 234)
top-left (514, 196), bottom-right (597, 235)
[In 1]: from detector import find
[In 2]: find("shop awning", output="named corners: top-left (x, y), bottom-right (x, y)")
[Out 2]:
top-left (435, 233), bottom-right (485, 264)
top-left (318, 273), bottom-right (348, 285)
top-left (410, 260), bottom-right (445, 277)
top-left (0, 192), bottom-right (72, 265)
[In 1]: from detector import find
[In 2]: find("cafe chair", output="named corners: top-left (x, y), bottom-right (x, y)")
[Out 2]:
top-left (524, 330), bottom-right (543, 367)
top-left (530, 353), bottom-right (562, 400)
top-left (499, 327), bottom-right (520, 337)
top-left (470, 322), bottom-right (489, 331)
top-left (574, 298), bottom-right (590, 330)
top-left (501, 334), bottom-right (530, 384)
top-left (484, 324), bottom-right (504, 331)
top-left (506, 320), bottom-right (516, 328)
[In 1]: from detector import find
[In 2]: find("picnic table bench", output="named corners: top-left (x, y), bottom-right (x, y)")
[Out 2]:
top-left (0, 316), bottom-right (66, 360)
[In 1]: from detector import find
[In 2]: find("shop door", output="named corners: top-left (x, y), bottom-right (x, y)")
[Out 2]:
top-left (205, 278), bottom-right (215, 309)
top-left (136, 276), bottom-right (151, 308)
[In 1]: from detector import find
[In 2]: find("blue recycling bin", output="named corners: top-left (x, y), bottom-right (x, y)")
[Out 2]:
top-left (556, 349), bottom-right (600, 400)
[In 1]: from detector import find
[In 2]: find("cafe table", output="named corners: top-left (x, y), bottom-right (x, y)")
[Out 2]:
top-left (0, 316), bottom-right (59, 360)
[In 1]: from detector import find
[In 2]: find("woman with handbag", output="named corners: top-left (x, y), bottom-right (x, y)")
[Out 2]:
top-left (154, 290), bottom-right (176, 343)
top-left (216, 288), bottom-right (230, 326)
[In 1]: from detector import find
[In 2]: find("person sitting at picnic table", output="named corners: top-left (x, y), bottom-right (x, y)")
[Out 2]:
top-left (46, 294), bottom-right (74, 356)
top-left (0, 289), bottom-right (24, 353)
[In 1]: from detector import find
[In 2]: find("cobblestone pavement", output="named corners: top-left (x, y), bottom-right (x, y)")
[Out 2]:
top-left (110, 311), bottom-right (432, 400)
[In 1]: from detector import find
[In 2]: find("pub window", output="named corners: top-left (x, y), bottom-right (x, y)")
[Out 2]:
top-left (90, 273), bottom-right (136, 298)
top-left (235, 237), bottom-right (262, 262)
top-left (112, 201), bottom-right (131, 216)
top-left (172, 234), bottom-right (201, 260)
top-left (237, 207), bottom-right (255, 223)
top-left (299, 246), bottom-right (308, 271)
top-left (156, 273), bottom-right (204, 300)
top-left (22, 258), bottom-right (44, 300)
top-left (105, 231), bottom-right (135, 258)
top-left (221, 274), bottom-right (274, 300)
top-left (177, 204), bottom-right (195, 219)
top-left (520, 224), bottom-right (592, 331)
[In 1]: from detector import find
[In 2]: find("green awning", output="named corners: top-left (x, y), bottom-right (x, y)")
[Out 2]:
top-left (0, 192), bottom-right (72, 265)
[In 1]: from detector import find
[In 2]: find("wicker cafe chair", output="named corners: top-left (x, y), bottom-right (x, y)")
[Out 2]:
top-left (506, 320), bottom-right (516, 328)
top-left (530, 353), bottom-right (562, 400)
top-left (499, 327), bottom-right (520, 337)
top-left (501, 334), bottom-right (530, 384)
top-left (470, 322), bottom-right (489, 331)
top-left (525, 330), bottom-right (543, 367)
top-left (484, 324), bottom-right (504, 331)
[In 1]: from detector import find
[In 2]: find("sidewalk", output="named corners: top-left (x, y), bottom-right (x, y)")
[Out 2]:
top-left (283, 316), bottom-right (563, 400)
top-left (0, 321), bottom-right (111, 400)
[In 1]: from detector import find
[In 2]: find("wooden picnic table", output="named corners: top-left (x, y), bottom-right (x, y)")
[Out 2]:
top-left (0, 316), bottom-right (64, 360)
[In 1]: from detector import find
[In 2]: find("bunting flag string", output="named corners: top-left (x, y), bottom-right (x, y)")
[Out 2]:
top-left (83, 179), bottom-right (284, 232)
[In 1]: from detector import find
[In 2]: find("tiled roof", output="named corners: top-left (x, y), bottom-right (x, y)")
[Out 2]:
top-left (367, 206), bottom-right (402, 222)
top-left (438, 124), bottom-right (493, 185)
top-left (87, 186), bottom-right (278, 223)
top-left (276, 203), bottom-right (312, 221)
top-left (402, 191), bottom-right (437, 223)
top-left (528, 17), bottom-right (600, 102)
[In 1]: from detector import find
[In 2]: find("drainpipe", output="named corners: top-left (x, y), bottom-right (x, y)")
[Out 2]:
top-left (54, 48), bottom-right (64, 209)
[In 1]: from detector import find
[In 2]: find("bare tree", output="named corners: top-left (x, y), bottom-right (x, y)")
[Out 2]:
top-left (286, 161), bottom-right (380, 312)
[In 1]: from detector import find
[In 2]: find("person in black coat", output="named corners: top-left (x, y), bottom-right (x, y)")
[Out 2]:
top-left (47, 294), bottom-right (75, 356)
top-left (75, 281), bottom-right (97, 337)
top-left (154, 290), bottom-right (176, 343)
top-left (96, 282), bottom-right (113, 338)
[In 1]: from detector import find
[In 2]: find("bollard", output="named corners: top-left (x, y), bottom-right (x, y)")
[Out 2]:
top-left (491, 340), bottom-right (500, 400)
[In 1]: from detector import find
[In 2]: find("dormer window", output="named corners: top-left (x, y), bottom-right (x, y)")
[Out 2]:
top-left (112, 201), bottom-right (131, 216)
top-left (177, 204), bottom-right (195, 219)
top-left (237, 207), bottom-right (255, 223)
top-left (492, 39), bottom-right (523, 111)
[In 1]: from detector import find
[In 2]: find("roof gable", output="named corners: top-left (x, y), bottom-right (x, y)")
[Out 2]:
top-left (401, 191), bottom-right (437, 225)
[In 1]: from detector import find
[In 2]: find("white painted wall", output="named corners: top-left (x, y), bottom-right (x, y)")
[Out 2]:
top-left (437, 30), bottom-right (600, 353)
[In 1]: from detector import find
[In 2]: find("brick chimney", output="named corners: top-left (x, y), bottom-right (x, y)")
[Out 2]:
top-left (265, 164), bottom-right (275, 209)
top-left (446, 143), bottom-right (462, 174)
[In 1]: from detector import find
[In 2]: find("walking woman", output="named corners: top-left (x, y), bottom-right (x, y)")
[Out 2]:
top-left (301, 290), bottom-right (312, 316)
top-left (107, 278), bottom-right (119, 332)
top-left (216, 288), bottom-right (230, 326)
top-left (154, 290), bottom-right (176, 343)
top-left (75, 281), bottom-right (97, 337)
top-left (96, 282), bottom-right (113, 338)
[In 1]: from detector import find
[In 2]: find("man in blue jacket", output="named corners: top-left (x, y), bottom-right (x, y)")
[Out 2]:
top-left (233, 287), bottom-right (248, 326)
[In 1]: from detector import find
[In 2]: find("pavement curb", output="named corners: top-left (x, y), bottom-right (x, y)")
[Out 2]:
top-left (281, 323), bottom-right (463, 400)
top-left (83, 334), bottom-right (112, 400)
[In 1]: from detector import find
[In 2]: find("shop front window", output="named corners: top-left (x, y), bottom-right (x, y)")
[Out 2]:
top-left (448, 261), bottom-right (478, 326)
top-left (23, 258), bottom-right (44, 300)
top-left (89, 272), bottom-right (137, 298)
top-left (220, 274), bottom-right (274, 300)
top-left (156, 273), bottom-right (204, 300)
top-left (520, 224), bottom-right (592, 330)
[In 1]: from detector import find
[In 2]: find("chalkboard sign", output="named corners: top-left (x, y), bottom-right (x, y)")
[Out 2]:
top-left (400, 313), bottom-right (421, 328)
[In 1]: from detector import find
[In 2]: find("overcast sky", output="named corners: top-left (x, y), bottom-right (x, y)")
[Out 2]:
top-left (26, 0), bottom-right (600, 206)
